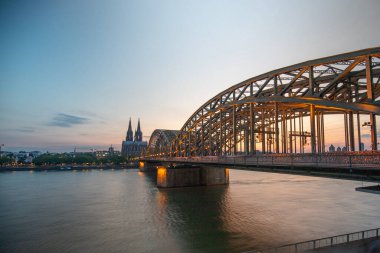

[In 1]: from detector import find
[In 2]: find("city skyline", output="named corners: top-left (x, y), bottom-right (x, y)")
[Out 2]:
top-left (1, 0), bottom-right (380, 152)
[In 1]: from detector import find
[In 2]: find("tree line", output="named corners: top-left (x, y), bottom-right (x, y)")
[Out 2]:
top-left (32, 153), bottom-right (130, 166)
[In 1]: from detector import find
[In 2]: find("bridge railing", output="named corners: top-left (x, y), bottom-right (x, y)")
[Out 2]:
top-left (142, 151), bottom-right (380, 169)
top-left (245, 227), bottom-right (380, 253)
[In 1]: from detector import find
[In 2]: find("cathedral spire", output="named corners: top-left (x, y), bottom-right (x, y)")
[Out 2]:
top-left (126, 118), bottom-right (133, 141)
top-left (134, 118), bottom-right (143, 142)
top-left (137, 118), bottom-right (141, 132)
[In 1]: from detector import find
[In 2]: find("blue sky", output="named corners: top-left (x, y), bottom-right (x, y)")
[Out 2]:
top-left (1, 0), bottom-right (380, 152)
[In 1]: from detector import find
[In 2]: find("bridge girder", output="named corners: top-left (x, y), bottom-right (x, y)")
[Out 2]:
top-left (151, 48), bottom-right (380, 157)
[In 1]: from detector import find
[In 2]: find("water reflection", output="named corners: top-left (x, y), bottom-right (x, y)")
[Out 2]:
top-left (141, 170), bottom-right (157, 185)
top-left (140, 169), bottom-right (276, 252)
top-left (1, 169), bottom-right (379, 253)
top-left (139, 169), bottom-right (380, 252)
top-left (223, 170), bottom-right (380, 251)
top-left (157, 186), bottom-right (231, 253)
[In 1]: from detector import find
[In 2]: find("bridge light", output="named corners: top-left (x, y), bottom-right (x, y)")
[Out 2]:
top-left (157, 166), bottom-right (167, 186)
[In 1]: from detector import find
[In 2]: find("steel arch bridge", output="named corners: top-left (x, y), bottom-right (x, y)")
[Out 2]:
top-left (147, 129), bottom-right (179, 156)
top-left (147, 48), bottom-right (380, 158)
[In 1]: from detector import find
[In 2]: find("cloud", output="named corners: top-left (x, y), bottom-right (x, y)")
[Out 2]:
top-left (362, 134), bottom-right (371, 138)
top-left (74, 110), bottom-right (99, 118)
top-left (49, 113), bottom-right (89, 128)
top-left (1, 127), bottom-right (36, 133)
top-left (14, 127), bottom-right (36, 133)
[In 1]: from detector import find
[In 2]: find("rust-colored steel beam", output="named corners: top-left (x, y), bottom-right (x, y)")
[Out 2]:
top-left (146, 48), bottom-right (380, 157)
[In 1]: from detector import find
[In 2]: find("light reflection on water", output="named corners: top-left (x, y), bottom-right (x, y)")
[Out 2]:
top-left (0, 169), bottom-right (379, 253)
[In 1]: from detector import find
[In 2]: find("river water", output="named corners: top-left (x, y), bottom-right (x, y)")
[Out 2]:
top-left (0, 169), bottom-right (379, 253)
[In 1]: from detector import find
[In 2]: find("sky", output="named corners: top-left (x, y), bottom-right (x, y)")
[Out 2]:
top-left (1, 0), bottom-right (380, 152)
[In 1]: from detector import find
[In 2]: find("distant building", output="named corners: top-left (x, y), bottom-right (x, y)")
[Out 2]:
top-left (14, 151), bottom-right (35, 163)
top-left (30, 151), bottom-right (42, 158)
top-left (108, 145), bottom-right (114, 155)
top-left (360, 142), bottom-right (365, 151)
top-left (95, 150), bottom-right (108, 158)
top-left (121, 118), bottom-right (147, 157)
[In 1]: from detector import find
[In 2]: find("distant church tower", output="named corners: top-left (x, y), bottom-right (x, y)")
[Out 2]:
top-left (121, 118), bottom-right (147, 157)
top-left (126, 118), bottom-right (133, 141)
top-left (134, 119), bottom-right (143, 142)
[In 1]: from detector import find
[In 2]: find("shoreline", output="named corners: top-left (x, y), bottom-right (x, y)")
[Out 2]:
top-left (0, 164), bottom-right (138, 172)
top-left (3, 164), bottom-right (380, 183)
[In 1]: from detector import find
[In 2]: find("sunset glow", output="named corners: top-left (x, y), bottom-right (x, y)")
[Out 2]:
top-left (1, 1), bottom-right (379, 152)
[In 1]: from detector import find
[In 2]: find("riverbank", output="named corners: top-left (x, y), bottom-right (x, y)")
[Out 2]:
top-left (0, 164), bottom-right (138, 172)
top-left (5, 163), bottom-right (379, 183)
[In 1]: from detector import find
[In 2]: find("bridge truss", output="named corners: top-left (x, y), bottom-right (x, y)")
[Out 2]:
top-left (149, 48), bottom-right (380, 157)
top-left (147, 129), bottom-right (179, 156)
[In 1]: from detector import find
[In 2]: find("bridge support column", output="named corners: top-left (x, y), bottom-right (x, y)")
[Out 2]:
top-left (261, 109), bottom-right (266, 154)
top-left (232, 105), bottom-right (237, 155)
top-left (321, 113), bottom-right (325, 152)
top-left (219, 110), bottom-right (223, 155)
top-left (200, 166), bottom-right (229, 186)
top-left (310, 105), bottom-right (316, 153)
top-left (250, 103), bottom-right (255, 154)
top-left (366, 56), bottom-right (378, 151)
top-left (275, 102), bottom-right (279, 153)
top-left (157, 166), bottom-right (229, 188)
top-left (357, 113), bottom-right (362, 151)
top-left (370, 113), bottom-right (377, 150)
top-left (349, 111), bottom-right (355, 151)
top-left (139, 161), bottom-right (161, 172)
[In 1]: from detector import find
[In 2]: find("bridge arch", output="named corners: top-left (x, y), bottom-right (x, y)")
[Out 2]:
top-left (169, 47), bottom-right (380, 157)
top-left (147, 129), bottom-right (179, 156)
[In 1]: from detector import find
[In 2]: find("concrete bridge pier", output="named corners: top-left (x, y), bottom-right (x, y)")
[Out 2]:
top-left (139, 161), bottom-right (162, 172)
top-left (157, 165), bottom-right (229, 188)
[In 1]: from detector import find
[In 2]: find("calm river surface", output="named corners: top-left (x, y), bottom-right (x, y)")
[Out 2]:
top-left (1, 169), bottom-right (379, 253)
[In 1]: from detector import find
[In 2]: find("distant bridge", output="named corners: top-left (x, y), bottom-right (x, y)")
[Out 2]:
top-left (146, 129), bottom-right (179, 155)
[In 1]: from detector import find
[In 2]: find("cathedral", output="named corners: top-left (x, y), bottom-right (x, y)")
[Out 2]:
top-left (121, 118), bottom-right (147, 157)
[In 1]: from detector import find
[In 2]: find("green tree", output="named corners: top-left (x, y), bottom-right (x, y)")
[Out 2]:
top-left (0, 156), bottom-right (12, 165)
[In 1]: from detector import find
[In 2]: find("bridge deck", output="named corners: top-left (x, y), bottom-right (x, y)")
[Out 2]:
top-left (142, 152), bottom-right (380, 170)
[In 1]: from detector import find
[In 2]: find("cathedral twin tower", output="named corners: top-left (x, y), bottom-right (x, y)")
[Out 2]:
top-left (126, 118), bottom-right (143, 142)
top-left (121, 118), bottom-right (147, 157)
